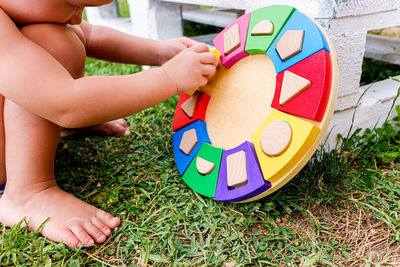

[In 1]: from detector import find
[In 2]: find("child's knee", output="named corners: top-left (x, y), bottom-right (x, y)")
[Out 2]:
top-left (20, 23), bottom-right (86, 78)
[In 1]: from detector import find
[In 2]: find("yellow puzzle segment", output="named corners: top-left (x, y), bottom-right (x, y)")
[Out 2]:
top-left (252, 109), bottom-right (320, 183)
top-left (211, 49), bottom-right (222, 60)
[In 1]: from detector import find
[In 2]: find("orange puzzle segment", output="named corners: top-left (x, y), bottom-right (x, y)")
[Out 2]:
top-left (172, 91), bottom-right (211, 131)
top-left (271, 49), bottom-right (332, 121)
top-left (252, 109), bottom-right (320, 183)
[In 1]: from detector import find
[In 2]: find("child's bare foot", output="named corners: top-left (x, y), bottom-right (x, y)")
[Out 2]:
top-left (61, 119), bottom-right (130, 138)
top-left (0, 185), bottom-right (121, 248)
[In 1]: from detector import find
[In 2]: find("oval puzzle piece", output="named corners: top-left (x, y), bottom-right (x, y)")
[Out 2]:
top-left (261, 120), bottom-right (292, 157)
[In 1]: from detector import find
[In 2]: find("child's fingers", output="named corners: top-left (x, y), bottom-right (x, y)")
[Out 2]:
top-left (200, 52), bottom-right (219, 66)
top-left (201, 64), bottom-right (217, 77)
top-left (190, 43), bottom-right (210, 53)
top-left (181, 37), bottom-right (198, 48)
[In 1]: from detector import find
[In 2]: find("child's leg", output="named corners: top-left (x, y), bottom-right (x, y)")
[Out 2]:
top-left (0, 100), bottom-right (120, 247)
top-left (0, 23), bottom-right (120, 247)
top-left (0, 95), bottom-right (5, 185)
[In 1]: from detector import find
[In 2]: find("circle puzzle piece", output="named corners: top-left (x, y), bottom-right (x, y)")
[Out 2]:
top-left (172, 5), bottom-right (338, 203)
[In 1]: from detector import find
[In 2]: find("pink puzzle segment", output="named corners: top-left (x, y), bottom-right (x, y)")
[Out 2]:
top-left (213, 13), bottom-right (251, 68)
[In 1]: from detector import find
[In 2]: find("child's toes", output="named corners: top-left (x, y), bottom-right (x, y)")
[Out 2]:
top-left (69, 223), bottom-right (95, 246)
top-left (62, 229), bottom-right (81, 248)
top-left (96, 209), bottom-right (121, 229)
top-left (84, 221), bottom-right (107, 243)
top-left (91, 216), bottom-right (112, 236)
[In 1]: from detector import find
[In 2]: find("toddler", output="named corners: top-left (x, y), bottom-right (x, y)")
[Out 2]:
top-left (0, 0), bottom-right (217, 247)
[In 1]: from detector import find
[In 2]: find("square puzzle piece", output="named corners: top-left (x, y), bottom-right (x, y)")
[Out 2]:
top-left (271, 50), bottom-right (332, 121)
top-left (213, 13), bottom-right (251, 68)
top-left (252, 109), bottom-right (320, 183)
top-left (245, 5), bottom-right (295, 55)
top-left (215, 141), bottom-right (271, 203)
top-left (183, 143), bottom-right (223, 198)
top-left (172, 91), bottom-right (211, 131)
top-left (173, 120), bottom-right (211, 175)
top-left (266, 11), bottom-right (330, 74)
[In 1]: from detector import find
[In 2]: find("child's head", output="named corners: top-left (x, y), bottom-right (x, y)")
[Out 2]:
top-left (1, 0), bottom-right (113, 25)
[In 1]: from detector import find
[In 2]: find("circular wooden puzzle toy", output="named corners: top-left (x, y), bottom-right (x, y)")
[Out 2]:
top-left (172, 5), bottom-right (338, 203)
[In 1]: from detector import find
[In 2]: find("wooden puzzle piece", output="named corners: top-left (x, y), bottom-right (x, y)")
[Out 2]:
top-left (213, 13), bottom-right (251, 68)
top-left (276, 30), bottom-right (304, 61)
top-left (179, 128), bottom-right (198, 155)
top-left (224, 24), bottom-right (241, 55)
top-left (173, 120), bottom-right (211, 175)
top-left (261, 120), bottom-right (292, 157)
top-left (271, 50), bottom-right (332, 121)
top-left (172, 91), bottom-right (211, 131)
top-left (181, 91), bottom-right (199, 118)
top-left (196, 157), bottom-right (216, 175)
top-left (251, 20), bottom-right (274, 36)
top-left (226, 150), bottom-right (248, 188)
top-left (252, 109), bottom-right (320, 182)
top-left (245, 5), bottom-right (295, 55)
top-left (267, 11), bottom-right (330, 74)
top-left (279, 71), bottom-right (312, 105)
top-left (183, 143), bottom-right (223, 198)
top-left (214, 141), bottom-right (271, 202)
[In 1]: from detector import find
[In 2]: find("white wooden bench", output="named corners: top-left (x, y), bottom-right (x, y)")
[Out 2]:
top-left (86, 0), bottom-right (400, 147)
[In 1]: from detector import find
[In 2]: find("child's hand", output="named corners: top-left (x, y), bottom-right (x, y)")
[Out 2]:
top-left (161, 43), bottom-right (218, 94)
top-left (157, 37), bottom-right (197, 65)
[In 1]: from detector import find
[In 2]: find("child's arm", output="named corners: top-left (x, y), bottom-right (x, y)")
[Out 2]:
top-left (0, 9), bottom-right (217, 128)
top-left (80, 22), bottom-right (194, 66)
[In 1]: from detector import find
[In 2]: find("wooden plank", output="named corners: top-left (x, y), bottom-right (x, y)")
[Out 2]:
top-left (365, 33), bottom-right (400, 65)
top-left (182, 7), bottom-right (237, 28)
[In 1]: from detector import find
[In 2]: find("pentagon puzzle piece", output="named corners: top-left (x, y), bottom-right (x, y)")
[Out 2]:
top-left (213, 13), bottom-right (251, 68)
top-left (261, 120), bottom-right (292, 157)
top-left (183, 143), bottom-right (223, 198)
top-left (215, 141), bottom-right (271, 202)
top-left (279, 71), bottom-right (312, 105)
top-left (172, 91), bottom-right (211, 131)
top-left (196, 157), bottom-right (216, 175)
top-left (271, 50), bottom-right (332, 121)
top-left (227, 150), bottom-right (248, 188)
top-left (179, 128), bottom-right (198, 155)
top-left (252, 109), bottom-right (320, 182)
top-left (251, 20), bottom-right (274, 36)
top-left (267, 11), bottom-right (330, 73)
top-left (245, 5), bottom-right (296, 55)
top-left (173, 121), bottom-right (211, 175)
top-left (276, 30), bottom-right (304, 61)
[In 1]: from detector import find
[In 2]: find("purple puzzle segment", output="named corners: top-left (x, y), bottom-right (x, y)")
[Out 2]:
top-left (214, 141), bottom-right (271, 202)
top-left (213, 13), bottom-right (251, 68)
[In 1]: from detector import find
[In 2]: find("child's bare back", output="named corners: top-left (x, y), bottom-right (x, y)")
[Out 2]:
top-left (0, 0), bottom-right (217, 247)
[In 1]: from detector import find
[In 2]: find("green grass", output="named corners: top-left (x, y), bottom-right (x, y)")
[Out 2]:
top-left (1, 56), bottom-right (400, 265)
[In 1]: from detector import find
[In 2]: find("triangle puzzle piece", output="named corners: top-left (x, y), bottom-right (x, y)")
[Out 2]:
top-left (279, 71), bottom-right (312, 105)
top-left (251, 20), bottom-right (274, 36)
top-left (181, 91), bottom-right (199, 118)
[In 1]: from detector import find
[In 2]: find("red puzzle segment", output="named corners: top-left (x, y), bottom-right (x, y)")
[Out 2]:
top-left (172, 92), bottom-right (211, 131)
top-left (213, 13), bottom-right (251, 68)
top-left (271, 49), bottom-right (332, 122)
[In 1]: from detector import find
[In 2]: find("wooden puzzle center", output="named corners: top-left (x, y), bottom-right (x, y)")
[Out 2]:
top-left (201, 54), bottom-right (277, 150)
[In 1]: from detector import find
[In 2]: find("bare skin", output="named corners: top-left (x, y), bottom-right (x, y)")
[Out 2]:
top-left (0, 0), bottom-right (217, 247)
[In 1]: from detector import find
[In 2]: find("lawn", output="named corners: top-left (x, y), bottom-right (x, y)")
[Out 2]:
top-left (2, 3), bottom-right (400, 266)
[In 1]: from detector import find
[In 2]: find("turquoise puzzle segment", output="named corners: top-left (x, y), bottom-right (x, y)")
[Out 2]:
top-left (173, 120), bottom-right (211, 175)
top-left (266, 11), bottom-right (330, 74)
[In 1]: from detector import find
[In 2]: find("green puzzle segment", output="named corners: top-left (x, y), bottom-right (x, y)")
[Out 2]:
top-left (182, 143), bottom-right (223, 198)
top-left (245, 5), bottom-right (296, 55)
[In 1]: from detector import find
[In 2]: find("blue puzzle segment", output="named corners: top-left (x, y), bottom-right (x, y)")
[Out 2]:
top-left (266, 11), bottom-right (330, 74)
top-left (173, 120), bottom-right (211, 175)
